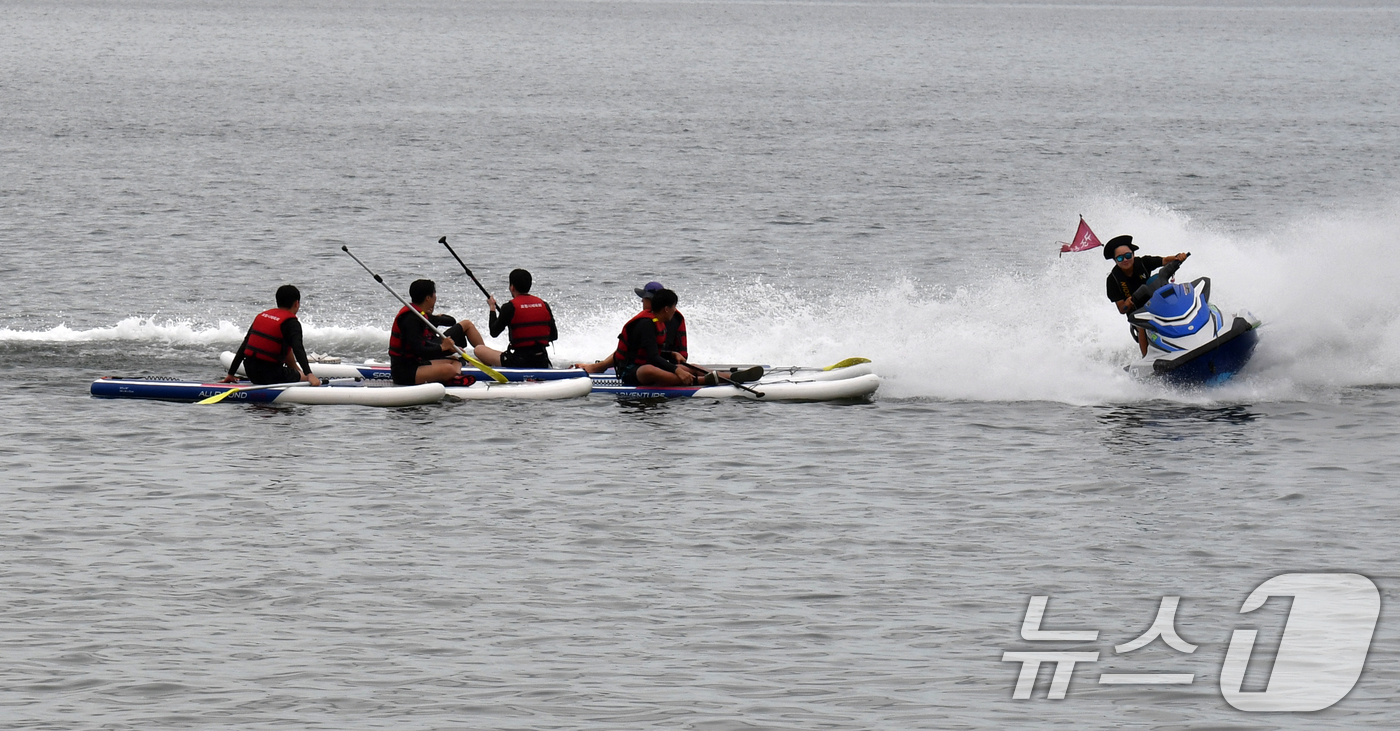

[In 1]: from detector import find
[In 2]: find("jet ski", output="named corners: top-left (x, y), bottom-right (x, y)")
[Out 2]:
top-left (1124, 258), bottom-right (1261, 386)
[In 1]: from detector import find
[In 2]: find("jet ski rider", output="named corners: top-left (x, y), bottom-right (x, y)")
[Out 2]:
top-left (222, 284), bottom-right (322, 387)
top-left (1105, 235), bottom-right (1189, 356)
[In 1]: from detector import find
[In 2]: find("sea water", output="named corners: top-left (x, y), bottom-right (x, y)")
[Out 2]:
top-left (2, 1), bottom-right (1399, 728)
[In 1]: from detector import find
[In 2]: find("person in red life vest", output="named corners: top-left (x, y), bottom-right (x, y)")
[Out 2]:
top-left (574, 280), bottom-right (687, 374)
top-left (612, 288), bottom-right (701, 386)
top-left (389, 279), bottom-right (477, 386)
top-left (222, 284), bottom-right (322, 386)
top-left (463, 268), bottom-right (558, 369)
top-left (1104, 235), bottom-right (1189, 356)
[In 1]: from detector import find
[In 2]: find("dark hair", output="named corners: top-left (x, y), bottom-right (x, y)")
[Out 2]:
top-left (651, 288), bottom-right (678, 310)
top-left (509, 268), bottom-right (532, 294)
top-left (276, 284), bottom-right (300, 309)
top-left (409, 279), bottom-right (436, 305)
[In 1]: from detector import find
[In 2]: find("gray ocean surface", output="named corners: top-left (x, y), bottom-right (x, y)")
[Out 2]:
top-left (3, 1), bottom-right (1400, 728)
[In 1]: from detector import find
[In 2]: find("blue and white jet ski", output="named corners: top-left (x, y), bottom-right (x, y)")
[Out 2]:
top-left (1125, 260), bottom-right (1261, 386)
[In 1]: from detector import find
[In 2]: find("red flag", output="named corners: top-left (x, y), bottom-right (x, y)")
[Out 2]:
top-left (1059, 216), bottom-right (1102, 256)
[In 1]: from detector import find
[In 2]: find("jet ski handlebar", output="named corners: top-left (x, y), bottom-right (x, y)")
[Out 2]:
top-left (1129, 253), bottom-right (1190, 308)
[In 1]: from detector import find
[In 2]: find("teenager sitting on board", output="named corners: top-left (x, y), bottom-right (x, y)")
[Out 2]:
top-left (388, 279), bottom-right (475, 386)
top-left (223, 284), bottom-right (322, 387)
top-left (575, 280), bottom-right (688, 374)
top-left (612, 289), bottom-right (704, 386)
top-left (453, 269), bottom-right (558, 369)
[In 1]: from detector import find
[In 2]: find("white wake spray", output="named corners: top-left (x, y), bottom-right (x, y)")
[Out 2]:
top-left (6, 199), bottom-right (1397, 404)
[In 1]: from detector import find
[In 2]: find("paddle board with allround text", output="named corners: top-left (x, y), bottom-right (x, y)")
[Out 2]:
top-left (90, 378), bottom-right (447, 406)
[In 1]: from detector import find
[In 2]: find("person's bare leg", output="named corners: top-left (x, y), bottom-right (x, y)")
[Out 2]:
top-left (458, 320), bottom-right (485, 348)
top-left (416, 360), bottom-right (461, 384)
top-left (574, 354), bottom-right (615, 374)
top-left (636, 365), bottom-right (686, 386)
top-left (474, 344), bottom-right (504, 367)
top-left (1138, 327), bottom-right (1149, 357)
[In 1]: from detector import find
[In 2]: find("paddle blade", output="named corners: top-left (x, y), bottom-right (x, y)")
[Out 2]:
top-left (196, 387), bottom-right (239, 405)
top-left (465, 355), bottom-right (509, 383)
top-left (823, 357), bottom-right (871, 371)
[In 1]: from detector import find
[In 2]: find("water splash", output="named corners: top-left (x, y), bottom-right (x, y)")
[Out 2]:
top-left (7, 199), bottom-right (1398, 403)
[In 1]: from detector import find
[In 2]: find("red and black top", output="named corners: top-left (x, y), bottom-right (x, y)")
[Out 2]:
top-left (664, 310), bottom-right (687, 361)
top-left (226, 308), bottom-right (312, 377)
top-left (614, 310), bottom-right (675, 372)
top-left (489, 294), bottom-right (558, 353)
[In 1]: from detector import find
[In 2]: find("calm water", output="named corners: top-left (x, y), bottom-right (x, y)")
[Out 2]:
top-left (3, 1), bottom-right (1400, 728)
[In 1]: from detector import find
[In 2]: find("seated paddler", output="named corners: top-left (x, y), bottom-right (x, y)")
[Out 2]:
top-left (223, 284), bottom-right (322, 387)
top-left (455, 268), bottom-right (558, 369)
top-left (575, 280), bottom-right (687, 374)
top-left (389, 279), bottom-right (475, 386)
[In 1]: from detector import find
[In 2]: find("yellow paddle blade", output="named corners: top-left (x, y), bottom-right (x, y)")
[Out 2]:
top-left (823, 357), bottom-right (872, 371)
top-left (196, 387), bottom-right (240, 405)
top-left (196, 380), bottom-right (304, 405)
top-left (463, 354), bottom-right (508, 383)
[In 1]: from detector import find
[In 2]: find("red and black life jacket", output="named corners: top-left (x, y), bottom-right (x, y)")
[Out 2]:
top-left (508, 294), bottom-right (555, 350)
top-left (388, 305), bottom-right (419, 359)
top-left (614, 310), bottom-right (665, 366)
top-left (243, 308), bottom-right (295, 363)
top-left (665, 310), bottom-right (688, 360)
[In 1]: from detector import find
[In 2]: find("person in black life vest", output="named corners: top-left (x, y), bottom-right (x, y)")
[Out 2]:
top-left (222, 284), bottom-right (322, 386)
top-left (574, 280), bottom-right (687, 374)
top-left (465, 268), bottom-right (558, 369)
top-left (388, 279), bottom-right (476, 386)
top-left (1105, 235), bottom-right (1189, 356)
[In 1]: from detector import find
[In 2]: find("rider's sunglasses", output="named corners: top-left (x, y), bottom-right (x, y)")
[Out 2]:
top-left (1114, 252), bottom-right (1135, 262)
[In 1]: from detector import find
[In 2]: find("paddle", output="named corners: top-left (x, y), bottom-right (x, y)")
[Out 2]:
top-left (197, 380), bottom-right (307, 405)
top-left (823, 357), bottom-right (871, 371)
top-left (680, 363), bottom-right (765, 398)
top-left (439, 236), bottom-right (493, 300)
top-left (341, 245), bottom-right (509, 383)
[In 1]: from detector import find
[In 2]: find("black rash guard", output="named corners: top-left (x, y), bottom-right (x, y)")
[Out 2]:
top-left (621, 316), bottom-right (678, 373)
top-left (394, 310), bottom-right (452, 362)
top-left (1106, 255), bottom-right (1165, 307)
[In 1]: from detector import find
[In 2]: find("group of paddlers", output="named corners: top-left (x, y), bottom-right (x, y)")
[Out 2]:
top-left (224, 272), bottom-right (761, 389)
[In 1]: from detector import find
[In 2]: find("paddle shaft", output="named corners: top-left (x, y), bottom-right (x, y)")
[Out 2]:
top-left (340, 245), bottom-right (506, 382)
top-left (438, 236), bottom-right (492, 300)
top-left (680, 362), bottom-right (765, 398)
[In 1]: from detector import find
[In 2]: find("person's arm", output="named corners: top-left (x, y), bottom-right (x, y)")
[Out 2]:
top-left (428, 313), bottom-right (456, 328)
top-left (1139, 255), bottom-right (1165, 274)
top-left (223, 329), bottom-right (252, 381)
top-left (1108, 274), bottom-right (1135, 314)
top-left (283, 318), bottom-right (313, 375)
top-left (547, 303), bottom-right (558, 343)
top-left (664, 312), bottom-right (687, 361)
top-left (404, 313), bottom-right (448, 359)
top-left (489, 302), bottom-right (513, 339)
top-left (630, 319), bottom-right (676, 372)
